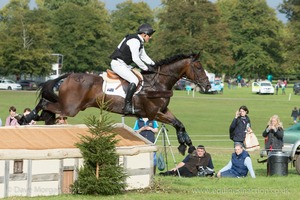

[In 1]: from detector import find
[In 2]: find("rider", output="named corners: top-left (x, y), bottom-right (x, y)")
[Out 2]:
top-left (109, 23), bottom-right (156, 115)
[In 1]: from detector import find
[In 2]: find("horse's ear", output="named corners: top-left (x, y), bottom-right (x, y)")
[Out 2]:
top-left (193, 52), bottom-right (200, 61)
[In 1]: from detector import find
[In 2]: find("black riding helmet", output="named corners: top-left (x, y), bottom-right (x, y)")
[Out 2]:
top-left (137, 23), bottom-right (156, 36)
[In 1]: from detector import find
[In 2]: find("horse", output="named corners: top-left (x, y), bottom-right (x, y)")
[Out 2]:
top-left (34, 53), bottom-right (211, 155)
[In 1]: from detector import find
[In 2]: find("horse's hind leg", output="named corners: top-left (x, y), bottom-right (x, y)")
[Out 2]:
top-left (37, 98), bottom-right (62, 114)
top-left (33, 98), bottom-right (61, 124)
top-left (40, 110), bottom-right (56, 125)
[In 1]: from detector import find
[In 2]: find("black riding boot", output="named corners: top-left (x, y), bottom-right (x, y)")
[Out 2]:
top-left (124, 83), bottom-right (136, 115)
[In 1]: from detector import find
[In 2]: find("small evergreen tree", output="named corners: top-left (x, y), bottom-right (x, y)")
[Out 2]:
top-left (72, 101), bottom-right (127, 195)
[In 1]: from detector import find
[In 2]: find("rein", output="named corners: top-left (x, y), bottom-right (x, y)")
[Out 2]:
top-left (142, 66), bottom-right (180, 88)
top-left (155, 66), bottom-right (180, 80)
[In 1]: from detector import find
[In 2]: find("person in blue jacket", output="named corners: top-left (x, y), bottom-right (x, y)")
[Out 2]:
top-left (133, 118), bottom-right (158, 143)
top-left (217, 143), bottom-right (256, 178)
top-left (133, 118), bottom-right (158, 174)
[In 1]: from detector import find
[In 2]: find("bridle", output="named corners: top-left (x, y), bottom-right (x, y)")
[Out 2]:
top-left (146, 59), bottom-right (208, 90)
top-left (189, 60), bottom-right (209, 90)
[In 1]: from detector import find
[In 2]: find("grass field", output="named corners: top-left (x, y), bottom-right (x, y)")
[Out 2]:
top-left (0, 86), bottom-right (299, 199)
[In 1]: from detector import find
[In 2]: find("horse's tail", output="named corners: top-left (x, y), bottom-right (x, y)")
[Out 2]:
top-left (37, 73), bottom-right (71, 102)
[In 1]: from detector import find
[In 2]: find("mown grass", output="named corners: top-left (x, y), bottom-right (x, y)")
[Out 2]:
top-left (1, 85), bottom-right (299, 199)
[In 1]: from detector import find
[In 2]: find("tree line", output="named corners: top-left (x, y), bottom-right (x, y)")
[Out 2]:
top-left (0, 0), bottom-right (299, 80)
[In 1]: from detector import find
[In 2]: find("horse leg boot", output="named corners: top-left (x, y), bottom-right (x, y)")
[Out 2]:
top-left (124, 83), bottom-right (136, 115)
top-left (177, 131), bottom-right (187, 156)
top-left (24, 109), bottom-right (40, 123)
top-left (183, 132), bottom-right (195, 153)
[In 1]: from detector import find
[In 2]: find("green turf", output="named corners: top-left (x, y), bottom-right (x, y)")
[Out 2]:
top-left (1, 86), bottom-right (299, 199)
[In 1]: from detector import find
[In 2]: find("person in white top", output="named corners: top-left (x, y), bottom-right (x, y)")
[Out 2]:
top-left (110, 23), bottom-right (155, 114)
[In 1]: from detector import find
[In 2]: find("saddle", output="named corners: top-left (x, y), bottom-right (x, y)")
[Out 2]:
top-left (101, 69), bottom-right (173, 98)
top-left (102, 68), bottom-right (143, 93)
top-left (105, 69), bottom-right (143, 82)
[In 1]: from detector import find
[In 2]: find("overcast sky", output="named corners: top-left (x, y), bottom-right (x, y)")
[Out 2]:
top-left (0, 0), bottom-right (287, 23)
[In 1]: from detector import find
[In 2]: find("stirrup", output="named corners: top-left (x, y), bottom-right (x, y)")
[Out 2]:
top-left (123, 105), bottom-right (134, 115)
top-left (124, 105), bottom-right (140, 115)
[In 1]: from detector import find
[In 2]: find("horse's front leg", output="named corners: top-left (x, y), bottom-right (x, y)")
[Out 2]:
top-left (155, 109), bottom-right (193, 156)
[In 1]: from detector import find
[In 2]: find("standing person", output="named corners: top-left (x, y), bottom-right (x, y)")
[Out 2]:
top-left (291, 107), bottom-right (298, 124)
top-left (110, 23), bottom-right (156, 115)
top-left (275, 80), bottom-right (280, 95)
top-left (160, 145), bottom-right (214, 177)
top-left (5, 106), bottom-right (20, 126)
top-left (262, 115), bottom-right (284, 153)
top-left (133, 118), bottom-right (158, 143)
top-left (133, 118), bottom-right (158, 174)
top-left (281, 80), bottom-right (286, 95)
top-left (217, 143), bottom-right (255, 178)
top-left (229, 105), bottom-right (252, 148)
top-left (0, 108), bottom-right (2, 126)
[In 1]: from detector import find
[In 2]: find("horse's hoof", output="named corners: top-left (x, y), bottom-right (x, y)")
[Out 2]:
top-left (188, 145), bottom-right (196, 154)
top-left (178, 144), bottom-right (187, 156)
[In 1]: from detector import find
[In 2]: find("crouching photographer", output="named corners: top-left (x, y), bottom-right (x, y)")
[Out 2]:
top-left (159, 145), bottom-right (214, 177)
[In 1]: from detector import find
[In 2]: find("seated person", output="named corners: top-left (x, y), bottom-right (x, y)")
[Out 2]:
top-left (55, 116), bottom-right (68, 125)
top-left (217, 143), bottom-right (255, 178)
top-left (160, 145), bottom-right (214, 177)
top-left (5, 106), bottom-right (20, 126)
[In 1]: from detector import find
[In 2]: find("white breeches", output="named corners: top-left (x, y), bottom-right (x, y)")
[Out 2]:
top-left (111, 59), bottom-right (138, 86)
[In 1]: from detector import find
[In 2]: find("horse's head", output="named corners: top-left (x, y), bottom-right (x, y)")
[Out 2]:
top-left (185, 53), bottom-right (211, 93)
top-left (151, 53), bottom-right (211, 92)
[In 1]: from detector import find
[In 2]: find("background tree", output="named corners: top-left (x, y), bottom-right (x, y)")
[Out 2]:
top-left (279, 0), bottom-right (300, 79)
top-left (50, 2), bottom-right (113, 72)
top-left (152, 0), bottom-right (232, 74)
top-left (35, 0), bottom-right (98, 10)
top-left (0, 0), bottom-right (52, 78)
top-left (217, 0), bottom-right (284, 79)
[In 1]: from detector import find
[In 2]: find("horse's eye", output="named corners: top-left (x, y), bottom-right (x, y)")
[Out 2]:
top-left (195, 63), bottom-right (202, 70)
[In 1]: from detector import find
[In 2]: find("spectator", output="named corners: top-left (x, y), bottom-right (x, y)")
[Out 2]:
top-left (262, 115), bottom-right (284, 153)
top-left (217, 143), bottom-right (255, 178)
top-left (0, 108), bottom-right (2, 126)
top-left (275, 80), bottom-right (280, 95)
top-left (55, 116), bottom-right (68, 125)
top-left (159, 145), bottom-right (214, 177)
top-left (229, 105), bottom-right (252, 148)
top-left (5, 106), bottom-right (20, 126)
top-left (291, 107), bottom-right (299, 124)
top-left (133, 118), bottom-right (158, 143)
top-left (283, 79), bottom-right (287, 87)
top-left (133, 118), bottom-right (158, 174)
top-left (281, 80), bottom-right (287, 94)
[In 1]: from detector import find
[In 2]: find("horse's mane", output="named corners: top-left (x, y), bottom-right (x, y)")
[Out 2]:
top-left (154, 53), bottom-right (197, 68)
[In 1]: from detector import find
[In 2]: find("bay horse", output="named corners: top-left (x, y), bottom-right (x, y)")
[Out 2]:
top-left (34, 53), bottom-right (211, 155)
